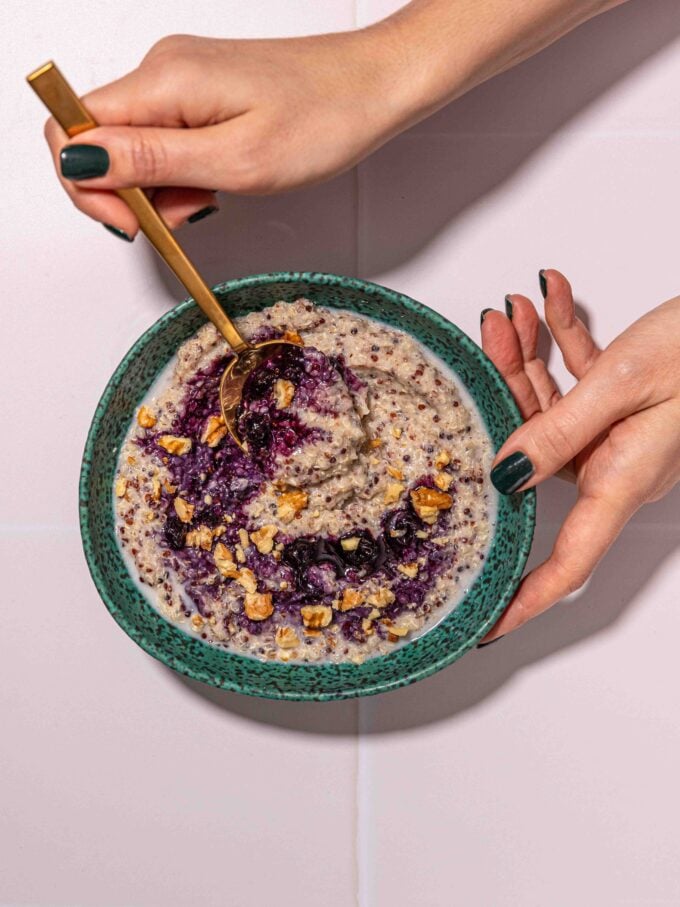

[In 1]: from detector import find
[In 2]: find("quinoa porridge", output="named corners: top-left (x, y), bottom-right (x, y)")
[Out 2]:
top-left (114, 300), bottom-right (497, 664)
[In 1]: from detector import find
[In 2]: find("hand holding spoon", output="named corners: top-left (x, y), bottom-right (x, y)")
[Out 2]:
top-left (27, 61), bottom-right (301, 450)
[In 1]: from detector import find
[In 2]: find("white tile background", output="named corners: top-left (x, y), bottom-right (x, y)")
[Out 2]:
top-left (2, 1), bottom-right (680, 904)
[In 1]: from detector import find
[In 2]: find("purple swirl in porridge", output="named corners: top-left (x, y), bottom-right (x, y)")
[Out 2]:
top-left (115, 300), bottom-right (496, 664)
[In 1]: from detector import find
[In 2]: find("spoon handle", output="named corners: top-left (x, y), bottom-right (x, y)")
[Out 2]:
top-left (27, 61), bottom-right (250, 355)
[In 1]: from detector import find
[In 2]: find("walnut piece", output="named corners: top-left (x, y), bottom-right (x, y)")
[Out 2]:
top-left (367, 587), bottom-right (396, 608)
top-left (158, 435), bottom-right (192, 456)
top-left (114, 476), bottom-right (127, 498)
top-left (235, 568), bottom-right (258, 594)
top-left (391, 426), bottom-right (403, 439)
top-left (137, 405), bottom-right (157, 428)
top-left (250, 524), bottom-right (279, 554)
top-left (185, 525), bottom-right (214, 551)
top-left (274, 378), bottom-right (296, 410)
top-left (340, 536), bottom-right (360, 552)
top-left (244, 592), bottom-right (273, 621)
top-left (214, 542), bottom-right (238, 578)
top-left (387, 465), bottom-right (404, 481)
top-left (238, 528), bottom-right (250, 549)
top-left (275, 626), bottom-right (300, 649)
top-left (201, 415), bottom-right (228, 448)
top-left (174, 497), bottom-right (195, 523)
top-left (191, 614), bottom-right (204, 630)
top-left (397, 563), bottom-right (419, 578)
top-left (434, 450), bottom-right (451, 470)
top-left (338, 588), bottom-right (365, 612)
top-left (369, 438), bottom-right (383, 449)
top-left (384, 482), bottom-right (405, 505)
top-left (300, 605), bottom-right (333, 628)
top-left (410, 486), bottom-right (453, 524)
top-left (277, 489), bottom-right (308, 523)
top-left (283, 329), bottom-right (304, 345)
top-left (434, 472), bottom-right (453, 491)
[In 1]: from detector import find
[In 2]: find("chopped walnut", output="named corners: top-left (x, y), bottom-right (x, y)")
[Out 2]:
top-left (201, 415), bottom-right (228, 448)
top-left (304, 628), bottom-right (323, 638)
top-left (214, 542), bottom-right (238, 578)
top-left (137, 405), bottom-right (157, 428)
top-left (174, 497), bottom-right (195, 523)
top-left (275, 626), bottom-right (300, 648)
top-left (367, 587), bottom-right (396, 608)
top-left (115, 476), bottom-right (127, 498)
top-left (251, 524), bottom-right (279, 554)
top-left (415, 529), bottom-right (429, 539)
top-left (238, 528), bottom-right (250, 549)
top-left (369, 438), bottom-right (383, 449)
top-left (432, 536), bottom-right (451, 546)
top-left (235, 568), bottom-right (258, 594)
top-left (151, 476), bottom-right (162, 501)
top-left (340, 536), bottom-right (360, 552)
top-left (283, 329), bottom-right (304, 345)
top-left (277, 489), bottom-right (308, 523)
top-left (274, 378), bottom-right (296, 410)
top-left (381, 620), bottom-right (409, 638)
top-left (300, 605), bottom-right (333, 628)
top-left (158, 435), bottom-right (192, 456)
top-left (338, 588), bottom-right (365, 611)
top-left (397, 562), bottom-right (419, 578)
top-left (244, 592), bottom-right (273, 621)
top-left (410, 486), bottom-right (453, 524)
top-left (191, 614), bottom-right (204, 630)
top-left (163, 480), bottom-right (177, 494)
top-left (434, 450), bottom-right (451, 470)
top-left (361, 618), bottom-right (376, 634)
top-left (391, 426), bottom-right (403, 439)
top-left (235, 544), bottom-right (246, 564)
top-left (384, 482), bottom-right (405, 505)
top-left (387, 465), bottom-right (404, 481)
top-left (434, 472), bottom-right (453, 491)
top-left (185, 525), bottom-right (214, 551)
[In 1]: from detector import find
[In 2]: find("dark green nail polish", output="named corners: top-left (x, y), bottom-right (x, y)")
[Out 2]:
top-left (490, 450), bottom-right (534, 495)
top-left (480, 307), bottom-right (493, 327)
top-left (539, 270), bottom-right (547, 299)
top-left (188, 205), bottom-right (218, 224)
top-left (477, 635), bottom-right (504, 649)
top-left (504, 295), bottom-right (513, 319)
top-left (103, 223), bottom-right (134, 242)
top-left (60, 144), bottom-right (110, 180)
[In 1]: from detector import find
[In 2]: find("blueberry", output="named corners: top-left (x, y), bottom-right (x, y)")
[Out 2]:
top-left (281, 538), bottom-right (317, 576)
top-left (337, 530), bottom-right (380, 572)
top-left (164, 513), bottom-right (187, 550)
top-left (383, 508), bottom-right (418, 553)
top-left (241, 411), bottom-right (272, 448)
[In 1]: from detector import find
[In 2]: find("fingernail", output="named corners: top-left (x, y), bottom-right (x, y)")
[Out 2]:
top-left (480, 307), bottom-right (493, 327)
top-left (188, 205), bottom-right (218, 224)
top-left (490, 450), bottom-right (534, 494)
top-left (504, 295), bottom-right (513, 319)
top-left (103, 223), bottom-right (134, 242)
top-left (60, 144), bottom-right (110, 180)
top-left (539, 269), bottom-right (548, 299)
top-left (477, 635), bottom-right (504, 648)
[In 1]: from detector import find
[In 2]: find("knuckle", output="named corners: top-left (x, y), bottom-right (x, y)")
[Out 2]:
top-left (535, 414), bottom-right (579, 463)
top-left (146, 33), bottom-right (190, 59)
top-left (611, 355), bottom-right (639, 386)
top-left (128, 130), bottom-right (167, 184)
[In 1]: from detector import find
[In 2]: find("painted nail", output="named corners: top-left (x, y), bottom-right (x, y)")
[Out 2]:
top-left (504, 295), bottom-right (513, 319)
top-left (60, 144), bottom-right (110, 180)
top-left (480, 307), bottom-right (493, 327)
top-left (539, 269), bottom-right (548, 299)
top-left (188, 205), bottom-right (218, 224)
top-left (103, 223), bottom-right (134, 243)
top-left (477, 635), bottom-right (504, 648)
top-left (490, 450), bottom-right (534, 494)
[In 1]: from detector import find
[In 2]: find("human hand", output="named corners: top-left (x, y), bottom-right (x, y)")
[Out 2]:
top-left (43, 28), bottom-right (409, 237)
top-left (479, 270), bottom-right (680, 642)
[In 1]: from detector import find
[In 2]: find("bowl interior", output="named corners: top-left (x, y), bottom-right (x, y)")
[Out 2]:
top-left (80, 272), bottom-right (535, 700)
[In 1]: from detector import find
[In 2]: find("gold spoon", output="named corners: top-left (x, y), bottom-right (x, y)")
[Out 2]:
top-left (27, 61), bottom-right (301, 450)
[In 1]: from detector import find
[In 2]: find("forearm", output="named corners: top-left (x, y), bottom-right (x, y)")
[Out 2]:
top-left (366, 0), bottom-right (629, 130)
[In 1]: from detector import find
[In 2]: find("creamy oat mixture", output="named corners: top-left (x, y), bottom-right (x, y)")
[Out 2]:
top-left (114, 300), bottom-right (496, 664)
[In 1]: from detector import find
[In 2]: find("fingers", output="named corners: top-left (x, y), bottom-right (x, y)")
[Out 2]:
top-left (541, 269), bottom-right (601, 379)
top-left (481, 487), bottom-right (638, 642)
top-left (506, 293), bottom-right (562, 411)
top-left (480, 309), bottom-right (542, 421)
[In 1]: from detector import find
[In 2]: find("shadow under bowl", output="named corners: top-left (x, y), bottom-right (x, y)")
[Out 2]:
top-left (80, 272), bottom-right (535, 700)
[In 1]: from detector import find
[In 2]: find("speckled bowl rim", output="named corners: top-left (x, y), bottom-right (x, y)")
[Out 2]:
top-left (80, 271), bottom-right (535, 700)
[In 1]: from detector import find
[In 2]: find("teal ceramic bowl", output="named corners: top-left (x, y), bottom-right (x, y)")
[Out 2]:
top-left (80, 272), bottom-right (534, 700)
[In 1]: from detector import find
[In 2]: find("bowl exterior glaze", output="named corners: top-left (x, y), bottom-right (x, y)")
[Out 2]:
top-left (80, 272), bottom-right (535, 700)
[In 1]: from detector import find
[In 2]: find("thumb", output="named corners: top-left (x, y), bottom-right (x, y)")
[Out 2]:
top-left (58, 122), bottom-right (232, 190)
top-left (489, 357), bottom-right (637, 495)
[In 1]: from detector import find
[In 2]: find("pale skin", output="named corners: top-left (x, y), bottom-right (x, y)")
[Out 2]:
top-left (42, 0), bottom-right (680, 640)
